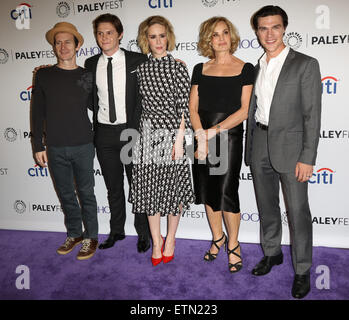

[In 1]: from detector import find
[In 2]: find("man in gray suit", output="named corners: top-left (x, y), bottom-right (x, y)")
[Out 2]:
top-left (245, 6), bottom-right (322, 299)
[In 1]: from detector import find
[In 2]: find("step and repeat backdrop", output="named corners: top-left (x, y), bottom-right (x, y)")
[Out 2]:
top-left (0, 0), bottom-right (348, 248)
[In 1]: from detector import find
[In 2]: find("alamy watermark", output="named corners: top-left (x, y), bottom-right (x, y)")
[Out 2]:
top-left (13, 264), bottom-right (331, 292)
top-left (315, 265), bottom-right (330, 290)
top-left (120, 125), bottom-right (229, 176)
top-left (15, 265), bottom-right (30, 290)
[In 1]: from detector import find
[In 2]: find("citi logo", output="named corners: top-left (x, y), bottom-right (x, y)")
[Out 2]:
top-left (10, 3), bottom-right (32, 30)
top-left (308, 168), bottom-right (334, 185)
top-left (20, 85), bottom-right (32, 101)
top-left (322, 76), bottom-right (338, 94)
top-left (28, 164), bottom-right (49, 177)
top-left (149, 0), bottom-right (173, 8)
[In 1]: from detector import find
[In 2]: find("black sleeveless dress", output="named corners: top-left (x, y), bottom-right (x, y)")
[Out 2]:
top-left (191, 62), bottom-right (254, 213)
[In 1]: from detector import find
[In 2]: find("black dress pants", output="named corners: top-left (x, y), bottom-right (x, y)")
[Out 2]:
top-left (95, 123), bottom-right (149, 238)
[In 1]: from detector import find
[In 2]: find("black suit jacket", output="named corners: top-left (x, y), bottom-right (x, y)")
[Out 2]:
top-left (84, 48), bottom-right (148, 131)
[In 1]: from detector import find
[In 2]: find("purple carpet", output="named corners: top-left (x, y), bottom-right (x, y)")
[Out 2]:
top-left (0, 229), bottom-right (348, 300)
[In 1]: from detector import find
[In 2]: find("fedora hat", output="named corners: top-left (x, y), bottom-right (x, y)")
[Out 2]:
top-left (46, 22), bottom-right (84, 46)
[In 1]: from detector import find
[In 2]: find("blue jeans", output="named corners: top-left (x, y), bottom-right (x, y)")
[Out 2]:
top-left (47, 143), bottom-right (98, 240)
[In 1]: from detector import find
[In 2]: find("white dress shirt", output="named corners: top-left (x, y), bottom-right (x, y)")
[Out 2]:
top-left (96, 48), bottom-right (127, 124)
top-left (255, 46), bottom-right (290, 126)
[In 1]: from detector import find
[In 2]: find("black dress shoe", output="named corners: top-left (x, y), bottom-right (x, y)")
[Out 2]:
top-left (251, 252), bottom-right (283, 276)
top-left (98, 233), bottom-right (125, 250)
top-left (292, 274), bottom-right (310, 299)
top-left (137, 236), bottom-right (150, 253)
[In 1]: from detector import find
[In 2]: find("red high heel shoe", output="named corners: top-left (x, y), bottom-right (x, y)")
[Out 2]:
top-left (163, 240), bottom-right (175, 264)
top-left (151, 236), bottom-right (164, 266)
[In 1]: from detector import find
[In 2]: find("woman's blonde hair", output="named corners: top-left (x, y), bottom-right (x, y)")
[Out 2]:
top-left (137, 15), bottom-right (176, 54)
top-left (198, 16), bottom-right (240, 59)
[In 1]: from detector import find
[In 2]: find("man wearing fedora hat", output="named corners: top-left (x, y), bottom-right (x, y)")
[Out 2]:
top-left (31, 22), bottom-right (99, 260)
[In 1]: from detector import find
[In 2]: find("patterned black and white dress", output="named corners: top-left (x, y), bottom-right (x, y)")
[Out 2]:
top-left (129, 53), bottom-right (194, 216)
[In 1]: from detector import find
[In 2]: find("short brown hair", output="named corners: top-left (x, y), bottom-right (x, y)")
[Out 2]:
top-left (93, 13), bottom-right (123, 37)
top-left (251, 5), bottom-right (288, 32)
top-left (198, 16), bottom-right (240, 59)
top-left (137, 15), bottom-right (176, 54)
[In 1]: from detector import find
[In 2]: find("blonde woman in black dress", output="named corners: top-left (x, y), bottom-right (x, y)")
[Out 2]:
top-left (189, 17), bottom-right (254, 273)
top-left (129, 16), bottom-right (194, 266)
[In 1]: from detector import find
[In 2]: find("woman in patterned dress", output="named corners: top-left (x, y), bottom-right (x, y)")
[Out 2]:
top-left (129, 16), bottom-right (194, 266)
top-left (189, 17), bottom-right (254, 272)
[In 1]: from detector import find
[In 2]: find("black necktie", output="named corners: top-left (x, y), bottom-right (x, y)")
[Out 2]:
top-left (107, 57), bottom-right (116, 123)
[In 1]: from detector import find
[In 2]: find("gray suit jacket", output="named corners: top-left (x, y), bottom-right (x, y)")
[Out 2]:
top-left (245, 49), bottom-right (322, 173)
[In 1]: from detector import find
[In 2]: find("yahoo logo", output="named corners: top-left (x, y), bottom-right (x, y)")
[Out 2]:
top-left (241, 212), bottom-right (260, 222)
top-left (76, 46), bottom-right (101, 58)
top-left (97, 206), bottom-right (110, 214)
top-left (239, 38), bottom-right (261, 49)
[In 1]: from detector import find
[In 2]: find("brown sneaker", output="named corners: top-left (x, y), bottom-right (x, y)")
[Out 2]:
top-left (57, 236), bottom-right (83, 255)
top-left (76, 239), bottom-right (98, 260)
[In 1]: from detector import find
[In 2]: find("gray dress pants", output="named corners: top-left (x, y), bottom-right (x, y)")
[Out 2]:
top-left (47, 142), bottom-right (98, 240)
top-left (250, 126), bottom-right (313, 275)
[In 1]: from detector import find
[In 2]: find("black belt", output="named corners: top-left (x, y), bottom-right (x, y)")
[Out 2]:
top-left (256, 122), bottom-right (268, 130)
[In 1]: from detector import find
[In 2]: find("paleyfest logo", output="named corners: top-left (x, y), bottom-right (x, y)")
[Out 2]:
top-left (10, 3), bottom-right (32, 30)
top-left (202, 0), bottom-right (218, 7)
top-left (284, 32), bottom-right (303, 50)
top-left (4, 128), bottom-right (18, 142)
top-left (201, 0), bottom-right (240, 8)
top-left (127, 40), bottom-right (141, 53)
top-left (56, 1), bottom-right (71, 18)
top-left (0, 48), bottom-right (9, 64)
top-left (14, 200), bottom-right (26, 214)
top-left (57, 0), bottom-right (124, 16)
top-left (13, 200), bottom-right (63, 214)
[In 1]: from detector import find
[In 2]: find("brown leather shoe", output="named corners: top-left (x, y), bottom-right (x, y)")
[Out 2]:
top-left (57, 236), bottom-right (83, 255)
top-left (76, 239), bottom-right (98, 260)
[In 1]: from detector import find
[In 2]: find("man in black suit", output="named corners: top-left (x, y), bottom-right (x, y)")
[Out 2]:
top-left (85, 13), bottom-right (150, 252)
